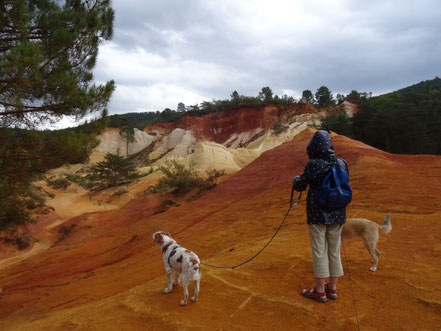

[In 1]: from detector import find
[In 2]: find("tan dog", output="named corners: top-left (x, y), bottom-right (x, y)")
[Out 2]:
top-left (152, 231), bottom-right (201, 305)
top-left (342, 213), bottom-right (392, 271)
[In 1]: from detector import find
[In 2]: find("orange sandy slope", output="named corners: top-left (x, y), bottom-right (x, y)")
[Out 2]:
top-left (1, 129), bottom-right (441, 330)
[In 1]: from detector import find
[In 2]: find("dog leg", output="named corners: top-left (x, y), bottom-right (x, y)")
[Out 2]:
top-left (370, 248), bottom-right (381, 271)
top-left (163, 269), bottom-right (173, 294)
top-left (192, 278), bottom-right (200, 302)
top-left (180, 276), bottom-right (190, 306)
top-left (365, 242), bottom-right (380, 272)
top-left (173, 271), bottom-right (181, 286)
top-left (371, 249), bottom-right (381, 263)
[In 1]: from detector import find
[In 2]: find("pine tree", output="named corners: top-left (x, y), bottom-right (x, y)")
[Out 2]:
top-left (315, 86), bottom-right (335, 109)
top-left (301, 90), bottom-right (314, 104)
top-left (90, 153), bottom-right (141, 190)
top-left (0, 0), bottom-right (115, 128)
top-left (119, 124), bottom-right (136, 158)
top-left (0, 0), bottom-right (115, 228)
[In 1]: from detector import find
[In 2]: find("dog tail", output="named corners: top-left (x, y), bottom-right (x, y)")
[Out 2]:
top-left (379, 213), bottom-right (392, 234)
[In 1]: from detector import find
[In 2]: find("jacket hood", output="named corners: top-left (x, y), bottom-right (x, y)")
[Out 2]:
top-left (306, 130), bottom-right (335, 159)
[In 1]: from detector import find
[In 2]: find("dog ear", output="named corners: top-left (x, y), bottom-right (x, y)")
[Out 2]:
top-left (154, 232), bottom-right (164, 244)
top-left (160, 231), bottom-right (171, 238)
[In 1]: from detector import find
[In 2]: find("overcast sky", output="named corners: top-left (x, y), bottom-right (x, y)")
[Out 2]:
top-left (92, 0), bottom-right (441, 115)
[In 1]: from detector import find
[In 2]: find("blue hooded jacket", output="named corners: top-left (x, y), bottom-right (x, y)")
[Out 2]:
top-left (293, 130), bottom-right (348, 224)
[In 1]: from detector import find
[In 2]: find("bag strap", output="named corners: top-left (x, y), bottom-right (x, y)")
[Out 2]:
top-left (331, 165), bottom-right (342, 187)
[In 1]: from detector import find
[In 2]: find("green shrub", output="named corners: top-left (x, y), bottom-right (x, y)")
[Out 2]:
top-left (154, 161), bottom-right (203, 196)
top-left (25, 199), bottom-right (38, 210)
top-left (154, 199), bottom-right (180, 214)
top-left (113, 189), bottom-right (128, 197)
top-left (16, 234), bottom-right (31, 250)
top-left (148, 162), bottom-right (226, 201)
top-left (56, 224), bottom-right (77, 242)
top-left (0, 201), bottom-right (29, 230)
top-left (321, 113), bottom-right (352, 137)
top-left (272, 122), bottom-right (288, 135)
top-left (1, 233), bottom-right (33, 250)
top-left (47, 178), bottom-right (72, 190)
top-left (187, 169), bottom-right (226, 201)
top-left (28, 188), bottom-right (45, 206)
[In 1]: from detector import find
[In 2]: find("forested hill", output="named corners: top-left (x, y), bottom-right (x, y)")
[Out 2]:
top-left (397, 76), bottom-right (441, 94)
top-left (107, 112), bottom-right (160, 130)
top-left (325, 77), bottom-right (441, 156)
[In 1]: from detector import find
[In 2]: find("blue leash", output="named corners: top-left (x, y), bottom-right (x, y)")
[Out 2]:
top-left (200, 191), bottom-right (302, 270)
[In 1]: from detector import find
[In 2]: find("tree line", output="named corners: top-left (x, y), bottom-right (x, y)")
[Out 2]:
top-left (108, 85), bottom-right (358, 129)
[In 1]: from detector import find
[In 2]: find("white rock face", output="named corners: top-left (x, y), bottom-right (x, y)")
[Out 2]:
top-left (246, 122), bottom-right (310, 153)
top-left (153, 123), bottom-right (311, 175)
top-left (92, 128), bottom-right (154, 161)
top-left (223, 128), bottom-right (263, 148)
top-left (89, 111), bottom-right (324, 175)
top-left (340, 100), bottom-right (358, 117)
top-left (148, 128), bottom-right (196, 160)
top-left (180, 141), bottom-right (260, 174)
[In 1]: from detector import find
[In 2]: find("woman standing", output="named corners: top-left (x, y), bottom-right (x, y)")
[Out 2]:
top-left (293, 130), bottom-right (348, 302)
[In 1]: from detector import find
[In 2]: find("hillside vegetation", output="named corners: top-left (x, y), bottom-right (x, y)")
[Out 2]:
top-left (0, 119), bottom-right (107, 230)
top-left (107, 87), bottom-right (299, 130)
top-left (323, 77), bottom-right (441, 155)
top-left (0, 0), bottom-right (114, 231)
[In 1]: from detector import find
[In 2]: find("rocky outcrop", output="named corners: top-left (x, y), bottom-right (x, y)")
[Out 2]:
top-left (92, 104), bottom-right (323, 174)
top-left (328, 98), bottom-right (360, 117)
top-left (145, 103), bottom-right (318, 144)
top-left (141, 104), bottom-right (323, 173)
top-left (92, 128), bottom-right (154, 161)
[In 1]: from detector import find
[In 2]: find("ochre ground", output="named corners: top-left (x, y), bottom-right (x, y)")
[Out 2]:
top-left (1, 129), bottom-right (441, 330)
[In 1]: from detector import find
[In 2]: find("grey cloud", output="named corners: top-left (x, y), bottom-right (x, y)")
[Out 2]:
top-left (93, 0), bottom-right (441, 115)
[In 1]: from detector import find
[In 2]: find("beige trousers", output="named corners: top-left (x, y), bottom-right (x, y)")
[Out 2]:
top-left (308, 224), bottom-right (344, 278)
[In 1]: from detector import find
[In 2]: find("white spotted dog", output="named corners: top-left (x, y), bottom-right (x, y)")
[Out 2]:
top-left (152, 231), bottom-right (201, 306)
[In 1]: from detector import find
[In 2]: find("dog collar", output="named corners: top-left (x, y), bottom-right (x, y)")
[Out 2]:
top-left (168, 245), bottom-right (181, 264)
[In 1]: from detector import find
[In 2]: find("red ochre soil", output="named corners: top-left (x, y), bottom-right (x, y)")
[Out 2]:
top-left (1, 128), bottom-right (441, 330)
top-left (145, 103), bottom-right (316, 143)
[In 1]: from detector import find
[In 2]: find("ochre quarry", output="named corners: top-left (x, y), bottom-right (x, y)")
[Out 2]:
top-left (1, 129), bottom-right (441, 330)
top-left (145, 103), bottom-right (316, 144)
